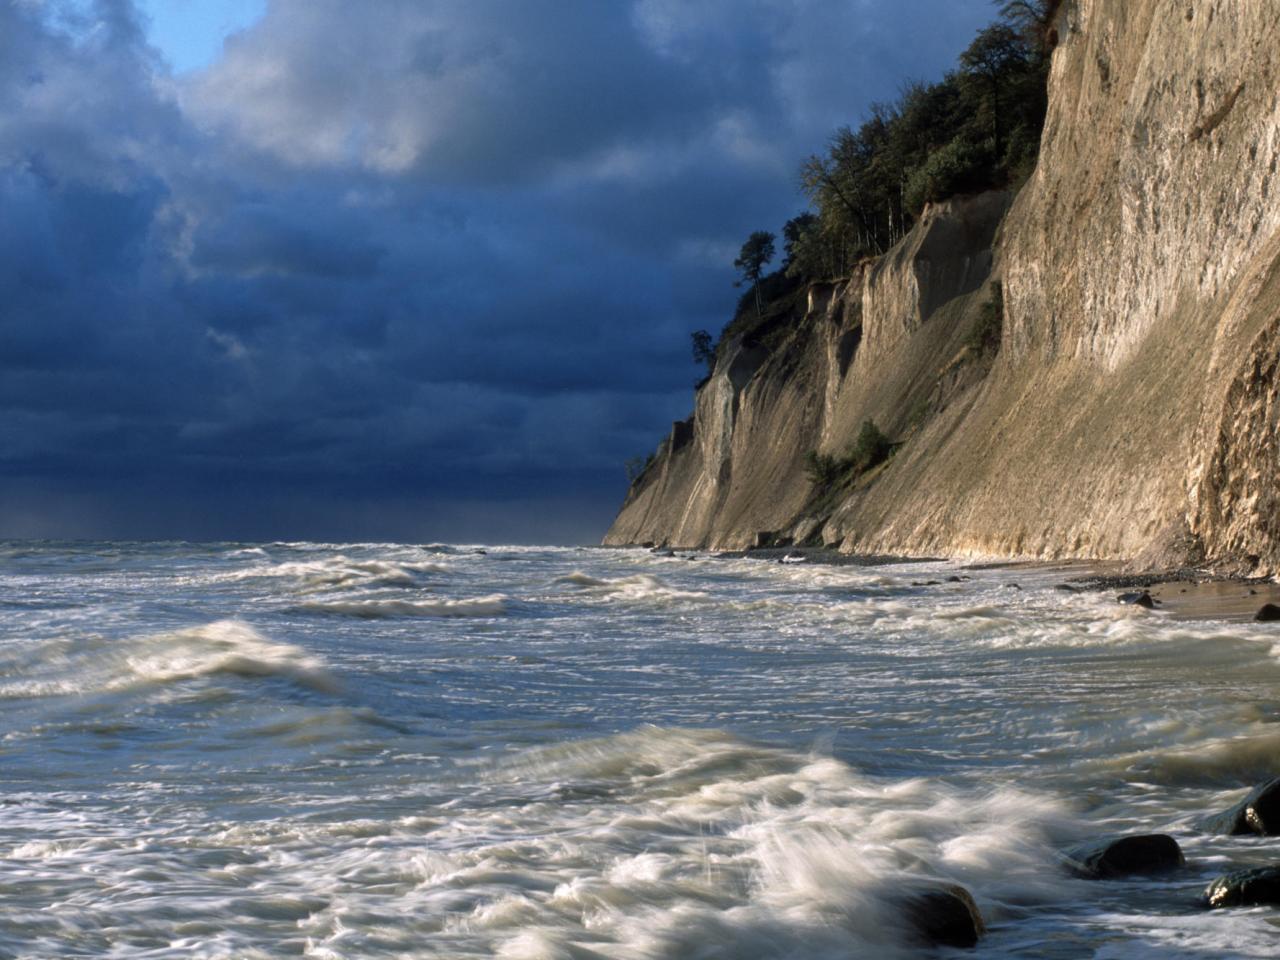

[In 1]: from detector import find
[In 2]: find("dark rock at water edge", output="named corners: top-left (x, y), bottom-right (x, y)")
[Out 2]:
top-left (1254, 602), bottom-right (1280, 621)
top-left (1064, 834), bottom-right (1184, 878)
top-left (895, 884), bottom-right (985, 948)
top-left (1117, 590), bottom-right (1156, 608)
top-left (1202, 867), bottom-right (1280, 908)
top-left (1200, 777), bottom-right (1280, 835)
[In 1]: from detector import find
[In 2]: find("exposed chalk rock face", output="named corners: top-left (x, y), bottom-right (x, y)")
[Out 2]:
top-left (607, 191), bottom-right (1009, 551)
top-left (607, 0), bottom-right (1280, 571)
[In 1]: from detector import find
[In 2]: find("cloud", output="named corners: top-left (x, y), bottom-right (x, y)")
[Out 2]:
top-left (0, 0), bottom-right (995, 542)
top-left (185, 0), bottom-right (722, 183)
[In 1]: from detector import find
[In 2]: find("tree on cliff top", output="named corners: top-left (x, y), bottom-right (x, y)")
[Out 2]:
top-left (734, 231), bottom-right (775, 319)
top-left (959, 23), bottom-right (1028, 166)
top-left (691, 329), bottom-right (716, 375)
top-left (793, 1), bottom-right (1049, 276)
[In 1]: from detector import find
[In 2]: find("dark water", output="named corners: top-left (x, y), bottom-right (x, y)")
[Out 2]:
top-left (2, 541), bottom-right (1278, 957)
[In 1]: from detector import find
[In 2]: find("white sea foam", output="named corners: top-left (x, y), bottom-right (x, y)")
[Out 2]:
top-left (556, 571), bottom-right (707, 603)
top-left (124, 620), bottom-right (335, 690)
top-left (225, 555), bottom-right (448, 590)
top-left (0, 619), bottom-right (336, 699)
top-left (5, 543), bottom-right (1280, 958)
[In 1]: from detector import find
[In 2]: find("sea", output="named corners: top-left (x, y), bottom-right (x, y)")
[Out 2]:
top-left (2, 540), bottom-right (1279, 958)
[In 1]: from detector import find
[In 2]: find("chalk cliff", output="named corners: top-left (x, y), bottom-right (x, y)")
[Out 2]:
top-left (607, 0), bottom-right (1280, 574)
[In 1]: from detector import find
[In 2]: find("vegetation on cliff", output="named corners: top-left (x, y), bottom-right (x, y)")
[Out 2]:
top-left (684, 0), bottom-right (1053, 394)
top-left (964, 281), bottom-right (1004, 357)
top-left (805, 420), bottom-right (894, 489)
top-left (786, 1), bottom-right (1055, 281)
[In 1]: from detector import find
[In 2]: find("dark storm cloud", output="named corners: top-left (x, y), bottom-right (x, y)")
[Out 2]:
top-left (0, 0), bottom-right (994, 542)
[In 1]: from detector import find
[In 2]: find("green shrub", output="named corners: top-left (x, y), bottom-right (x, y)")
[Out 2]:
top-left (849, 419), bottom-right (893, 473)
top-left (965, 281), bottom-right (1003, 356)
top-left (804, 451), bottom-right (843, 487)
top-left (804, 419), bottom-right (894, 492)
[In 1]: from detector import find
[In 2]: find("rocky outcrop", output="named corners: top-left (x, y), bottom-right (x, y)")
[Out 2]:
top-left (1064, 834), bottom-right (1184, 878)
top-left (607, 0), bottom-right (1280, 572)
top-left (1202, 867), bottom-right (1280, 909)
top-left (894, 884), bottom-right (986, 949)
top-left (1200, 777), bottom-right (1280, 836)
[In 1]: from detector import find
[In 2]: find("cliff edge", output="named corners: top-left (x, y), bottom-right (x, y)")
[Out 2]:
top-left (607, 0), bottom-right (1280, 575)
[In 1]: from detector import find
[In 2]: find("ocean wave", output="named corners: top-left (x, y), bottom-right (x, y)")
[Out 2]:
top-left (472, 725), bottom-right (1078, 958)
top-left (555, 571), bottom-right (707, 603)
top-left (0, 620), bottom-right (337, 699)
top-left (294, 594), bottom-right (508, 619)
top-left (225, 554), bottom-right (449, 590)
top-left (125, 620), bottom-right (336, 691)
top-left (1110, 728), bottom-right (1280, 787)
top-left (225, 546), bottom-right (269, 558)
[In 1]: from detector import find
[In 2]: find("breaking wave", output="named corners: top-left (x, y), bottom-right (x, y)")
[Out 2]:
top-left (555, 571), bottom-right (707, 602)
top-left (226, 555), bottom-right (449, 590)
top-left (0, 619), bottom-right (337, 698)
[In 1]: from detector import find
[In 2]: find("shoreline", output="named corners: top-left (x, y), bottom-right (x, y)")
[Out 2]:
top-left (640, 545), bottom-right (1280, 623)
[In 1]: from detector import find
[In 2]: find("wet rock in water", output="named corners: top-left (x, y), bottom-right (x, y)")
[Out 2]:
top-left (1200, 777), bottom-right (1280, 835)
top-left (1005, 583), bottom-right (1022, 590)
top-left (1055, 583), bottom-right (1080, 593)
top-left (1254, 603), bottom-right (1280, 621)
top-left (895, 884), bottom-right (985, 948)
top-left (946, 575), bottom-right (963, 582)
top-left (912, 580), bottom-right (942, 586)
top-left (1202, 867), bottom-right (1280, 908)
top-left (1117, 590), bottom-right (1156, 608)
top-left (1064, 834), bottom-right (1185, 878)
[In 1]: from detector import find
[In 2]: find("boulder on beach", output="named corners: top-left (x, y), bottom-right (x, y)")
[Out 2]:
top-left (1117, 590), bottom-right (1156, 608)
top-left (1064, 834), bottom-right (1184, 878)
top-left (1202, 867), bottom-right (1280, 908)
top-left (894, 884), bottom-right (985, 948)
top-left (1254, 603), bottom-right (1280, 622)
top-left (1200, 777), bottom-right (1280, 835)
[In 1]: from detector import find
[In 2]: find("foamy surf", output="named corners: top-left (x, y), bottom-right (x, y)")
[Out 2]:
top-left (124, 620), bottom-right (337, 692)
top-left (0, 619), bottom-right (338, 700)
top-left (226, 554), bottom-right (449, 590)
top-left (3, 541), bottom-right (1280, 958)
top-left (556, 571), bottom-right (707, 603)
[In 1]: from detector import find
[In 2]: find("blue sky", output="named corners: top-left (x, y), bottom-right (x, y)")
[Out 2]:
top-left (1, 0), bottom-right (995, 543)
top-left (139, 0), bottom-right (264, 71)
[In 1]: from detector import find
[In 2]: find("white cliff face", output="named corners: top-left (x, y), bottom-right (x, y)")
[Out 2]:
top-left (608, 0), bottom-right (1280, 572)
top-left (1004, 0), bottom-right (1280, 370)
top-left (605, 192), bottom-right (1009, 551)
